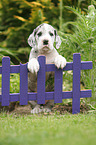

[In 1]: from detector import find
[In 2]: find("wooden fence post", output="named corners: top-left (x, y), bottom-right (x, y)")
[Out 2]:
top-left (37, 56), bottom-right (46, 104)
top-left (54, 68), bottom-right (63, 103)
top-left (2, 57), bottom-right (10, 106)
top-left (20, 63), bottom-right (28, 105)
top-left (72, 53), bottom-right (81, 114)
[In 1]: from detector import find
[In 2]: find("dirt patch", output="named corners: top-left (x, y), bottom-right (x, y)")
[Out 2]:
top-left (0, 101), bottom-right (90, 115)
top-left (11, 105), bottom-right (32, 115)
top-left (52, 102), bottom-right (90, 114)
top-left (7, 102), bottom-right (90, 115)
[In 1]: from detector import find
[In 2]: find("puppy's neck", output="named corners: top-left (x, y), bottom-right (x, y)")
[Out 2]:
top-left (39, 49), bottom-right (58, 64)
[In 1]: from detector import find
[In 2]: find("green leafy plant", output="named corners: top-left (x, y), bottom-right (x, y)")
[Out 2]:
top-left (0, 47), bottom-right (21, 65)
top-left (59, 5), bottom-right (96, 102)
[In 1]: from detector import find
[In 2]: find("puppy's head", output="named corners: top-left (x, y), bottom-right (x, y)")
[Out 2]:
top-left (28, 23), bottom-right (61, 53)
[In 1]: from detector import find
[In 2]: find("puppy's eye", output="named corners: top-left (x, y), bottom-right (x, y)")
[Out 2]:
top-left (37, 32), bottom-right (42, 37)
top-left (49, 32), bottom-right (53, 36)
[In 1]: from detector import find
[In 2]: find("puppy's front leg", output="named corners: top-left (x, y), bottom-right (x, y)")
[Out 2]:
top-left (54, 55), bottom-right (66, 69)
top-left (28, 58), bottom-right (40, 74)
top-left (28, 55), bottom-right (41, 113)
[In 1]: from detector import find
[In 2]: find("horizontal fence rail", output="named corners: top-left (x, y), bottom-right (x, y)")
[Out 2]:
top-left (0, 53), bottom-right (92, 114)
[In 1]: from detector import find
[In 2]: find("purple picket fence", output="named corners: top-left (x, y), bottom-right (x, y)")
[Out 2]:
top-left (0, 53), bottom-right (92, 114)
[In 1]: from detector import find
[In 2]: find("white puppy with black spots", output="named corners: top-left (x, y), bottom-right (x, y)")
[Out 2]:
top-left (28, 23), bottom-right (66, 114)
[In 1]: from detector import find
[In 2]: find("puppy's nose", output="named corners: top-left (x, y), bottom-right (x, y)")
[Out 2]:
top-left (43, 40), bottom-right (48, 45)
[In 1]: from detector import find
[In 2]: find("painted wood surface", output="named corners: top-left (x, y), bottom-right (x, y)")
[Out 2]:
top-left (0, 53), bottom-right (92, 114)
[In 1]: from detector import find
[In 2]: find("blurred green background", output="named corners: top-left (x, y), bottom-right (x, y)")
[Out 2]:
top-left (0, 0), bottom-right (96, 107)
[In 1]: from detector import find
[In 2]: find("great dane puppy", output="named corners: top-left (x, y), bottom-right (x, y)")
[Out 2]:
top-left (28, 23), bottom-right (66, 113)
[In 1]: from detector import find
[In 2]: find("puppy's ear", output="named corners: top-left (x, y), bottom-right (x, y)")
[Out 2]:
top-left (54, 30), bottom-right (61, 49)
top-left (28, 29), bottom-right (36, 48)
top-left (28, 24), bottom-right (44, 48)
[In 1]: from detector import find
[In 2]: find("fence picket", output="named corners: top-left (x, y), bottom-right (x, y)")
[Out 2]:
top-left (2, 57), bottom-right (10, 106)
top-left (20, 63), bottom-right (28, 105)
top-left (54, 68), bottom-right (63, 103)
top-left (72, 53), bottom-right (81, 114)
top-left (37, 56), bottom-right (46, 104)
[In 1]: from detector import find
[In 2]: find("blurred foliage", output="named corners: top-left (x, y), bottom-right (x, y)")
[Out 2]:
top-left (0, 47), bottom-right (21, 65)
top-left (59, 4), bottom-right (96, 102)
top-left (0, 0), bottom-right (58, 49)
top-left (0, 0), bottom-right (92, 63)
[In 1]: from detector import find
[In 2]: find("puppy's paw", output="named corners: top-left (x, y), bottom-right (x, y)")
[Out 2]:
top-left (31, 107), bottom-right (42, 114)
top-left (28, 58), bottom-right (40, 73)
top-left (54, 55), bottom-right (66, 69)
top-left (42, 108), bottom-right (51, 113)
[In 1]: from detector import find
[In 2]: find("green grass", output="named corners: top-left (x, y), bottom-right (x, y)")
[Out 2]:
top-left (0, 113), bottom-right (96, 145)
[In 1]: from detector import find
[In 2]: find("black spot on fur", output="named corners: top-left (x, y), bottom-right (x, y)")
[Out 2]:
top-left (54, 30), bottom-right (56, 36)
top-left (34, 23), bottom-right (44, 36)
